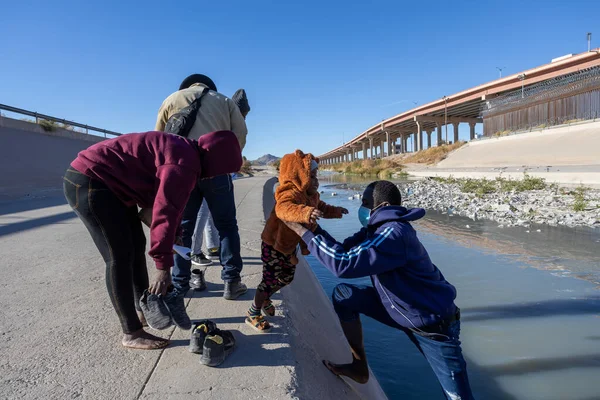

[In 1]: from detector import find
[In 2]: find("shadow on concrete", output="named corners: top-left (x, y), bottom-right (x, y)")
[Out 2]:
top-left (241, 261), bottom-right (263, 266)
top-left (223, 329), bottom-right (294, 368)
top-left (167, 339), bottom-right (190, 348)
top-left (186, 285), bottom-right (255, 302)
top-left (461, 297), bottom-right (600, 322)
top-left (0, 194), bottom-right (67, 215)
top-left (0, 211), bottom-right (76, 237)
top-left (185, 282), bottom-right (225, 299)
top-left (586, 336), bottom-right (600, 341)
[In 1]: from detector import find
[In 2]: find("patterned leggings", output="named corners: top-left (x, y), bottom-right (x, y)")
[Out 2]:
top-left (257, 242), bottom-right (297, 296)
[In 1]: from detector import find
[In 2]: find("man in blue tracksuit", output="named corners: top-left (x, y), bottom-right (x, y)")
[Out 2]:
top-left (284, 180), bottom-right (474, 400)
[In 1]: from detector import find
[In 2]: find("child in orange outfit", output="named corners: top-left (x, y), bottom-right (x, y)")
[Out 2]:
top-left (246, 150), bottom-right (348, 332)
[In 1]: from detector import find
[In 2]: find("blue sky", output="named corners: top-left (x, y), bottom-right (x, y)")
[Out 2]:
top-left (1, 0), bottom-right (598, 159)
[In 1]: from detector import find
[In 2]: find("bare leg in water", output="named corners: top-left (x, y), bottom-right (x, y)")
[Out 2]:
top-left (323, 318), bottom-right (370, 383)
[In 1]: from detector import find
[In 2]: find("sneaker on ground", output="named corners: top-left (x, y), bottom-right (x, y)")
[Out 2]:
top-left (162, 289), bottom-right (192, 330)
top-left (223, 281), bottom-right (248, 300)
top-left (206, 248), bottom-right (220, 260)
top-left (200, 329), bottom-right (236, 367)
top-left (189, 320), bottom-right (218, 354)
top-left (190, 269), bottom-right (207, 291)
top-left (191, 253), bottom-right (212, 266)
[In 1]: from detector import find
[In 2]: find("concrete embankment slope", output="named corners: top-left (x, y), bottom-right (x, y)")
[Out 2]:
top-left (408, 120), bottom-right (600, 186)
top-left (0, 117), bottom-right (104, 199)
top-left (0, 174), bottom-right (386, 399)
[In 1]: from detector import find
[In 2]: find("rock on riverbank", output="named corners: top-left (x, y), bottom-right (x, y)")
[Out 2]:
top-left (402, 178), bottom-right (600, 229)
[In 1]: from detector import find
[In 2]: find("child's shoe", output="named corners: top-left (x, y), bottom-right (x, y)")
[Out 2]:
top-left (245, 312), bottom-right (271, 333)
top-left (262, 300), bottom-right (276, 317)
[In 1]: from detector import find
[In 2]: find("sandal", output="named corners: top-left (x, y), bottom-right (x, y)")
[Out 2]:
top-left (262, 300), bottom-right (276, 317)
top-left (245, 313), bottom-right (271, 333)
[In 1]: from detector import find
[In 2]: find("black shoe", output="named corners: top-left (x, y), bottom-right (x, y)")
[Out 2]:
top-left (200, 329), bottom-right (236, 367)
top-left (223, 281), bottom-right (248, 300)
top-left (191, 253), bottom-right (213, 266)
top-left (139, 290), bottom-right (173, 330)
top-left (189, 320), bottom-right (218, 354)
top-left (162, 289), bottom-right (192, 330)
top-left (206, 247), bottom-right (220, 260)
top-left (190, 269), bottom-right (207, 291)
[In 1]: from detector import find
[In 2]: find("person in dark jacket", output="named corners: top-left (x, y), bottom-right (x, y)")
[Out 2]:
top-left (284, 180), bottom-right (474, 400)
top-left (65, 130), bottom-right (241, 350)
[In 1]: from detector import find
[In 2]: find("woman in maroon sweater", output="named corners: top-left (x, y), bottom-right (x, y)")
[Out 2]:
top-left (65, 130), bottom-right (241, 349)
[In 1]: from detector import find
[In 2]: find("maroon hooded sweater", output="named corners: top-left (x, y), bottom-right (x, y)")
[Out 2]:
top-left (70, 130), bottom-right (241, 270)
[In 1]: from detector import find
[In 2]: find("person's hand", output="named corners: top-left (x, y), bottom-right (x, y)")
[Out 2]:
top-left (310, 209), bottom-right (324, 224)
top-left (149, 269), bottom-right (171, 296)
top-left (284, 221), bottom-right (309, 237)
top-left (338, 207), bottom-right (349, 215)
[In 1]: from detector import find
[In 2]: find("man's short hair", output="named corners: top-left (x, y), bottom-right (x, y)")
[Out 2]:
top-left (179, 74), bottom-right (217, 92)
top-left (367, 180), bottom-right (402, 206)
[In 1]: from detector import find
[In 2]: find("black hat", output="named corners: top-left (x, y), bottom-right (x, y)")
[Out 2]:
top-left (179, 74), bottom-right (217, 92)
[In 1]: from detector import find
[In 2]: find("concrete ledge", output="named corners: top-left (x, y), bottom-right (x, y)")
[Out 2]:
top-left (0, 116), bottom-right (107, 143)
top-left (0, 123), bottom-right (105, 200)
top-left (282, 257), bottom-right (388, 399)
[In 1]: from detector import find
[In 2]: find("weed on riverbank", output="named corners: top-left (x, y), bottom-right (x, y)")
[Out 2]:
top-left (323, 159), bottom-right (406, 178)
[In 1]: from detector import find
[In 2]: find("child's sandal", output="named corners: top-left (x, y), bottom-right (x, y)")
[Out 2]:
top-left (245, 314), bottom-right (271, 333)
top-left (262, 301), bottom-right (276, 317)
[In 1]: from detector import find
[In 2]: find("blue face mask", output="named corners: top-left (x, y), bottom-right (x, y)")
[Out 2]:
top-left (358, 206), bottom-right (371, 227)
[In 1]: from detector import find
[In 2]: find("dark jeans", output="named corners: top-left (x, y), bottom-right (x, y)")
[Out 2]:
top-left (332, 283), bottom-right (475, 400)
top-left (63, 169), bottom-right (148, 334)
top-left (172, 174), bottom-right (242, 291)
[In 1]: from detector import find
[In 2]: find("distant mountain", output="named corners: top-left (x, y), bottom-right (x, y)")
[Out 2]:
top-left (252, 154), bottom-right (281, 166)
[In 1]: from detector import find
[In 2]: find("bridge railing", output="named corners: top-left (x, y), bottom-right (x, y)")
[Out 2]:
top-left (0, 103), bottom-right (121, 137)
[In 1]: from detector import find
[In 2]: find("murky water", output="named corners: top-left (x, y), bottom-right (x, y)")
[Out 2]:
top-left (307, 175), bottom-right (600, 400)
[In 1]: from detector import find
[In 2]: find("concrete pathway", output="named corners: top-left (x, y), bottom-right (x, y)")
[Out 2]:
top-left (0, 176), bottom-right (381, 399)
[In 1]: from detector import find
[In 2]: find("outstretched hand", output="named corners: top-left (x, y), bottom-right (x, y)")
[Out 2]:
top-left (338, 207), bottom-right (349, 215)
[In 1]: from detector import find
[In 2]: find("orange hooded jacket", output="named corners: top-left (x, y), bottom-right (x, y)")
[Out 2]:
top-left (261, 150), bottom-right (343, 259)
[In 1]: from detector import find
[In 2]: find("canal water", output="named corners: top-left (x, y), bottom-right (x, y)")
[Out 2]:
top-left (306, 174), bottom-right (600, 400)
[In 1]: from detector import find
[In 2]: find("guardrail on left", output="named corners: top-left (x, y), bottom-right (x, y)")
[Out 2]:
top-left (0, 103), bottom-right (121, 137)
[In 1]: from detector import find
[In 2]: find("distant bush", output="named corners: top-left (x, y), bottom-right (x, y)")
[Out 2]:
top-left (239, 156), bottom-right (253, 175)
top-left (39, 119), bottom-right (58, 132)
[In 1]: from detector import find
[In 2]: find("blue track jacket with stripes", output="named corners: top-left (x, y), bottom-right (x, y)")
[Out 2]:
top-left (301, 206), bottom-right (457, 329)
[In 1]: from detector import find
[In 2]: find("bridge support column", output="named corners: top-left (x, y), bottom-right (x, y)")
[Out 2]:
top-left (453, 122), bottom-right (460, 144)
top-left (415, 122), bottom-right (423, 152)
top-left (437, 124), bottom-right (443, 146)
top-left (386, 131), bottom-right (392, 157)
top-left (369, 137), bottom-right (375, 159)
top-left (426, 130), bottom-right (432, 149)
top-left (362, 142), bottom-right (367, 159)
top-left (379, 141), bottom-right (385, 159)
top-left (469, 122), bottom-right (476, 140)
top-left (403, 135), bottom-right (408, 153)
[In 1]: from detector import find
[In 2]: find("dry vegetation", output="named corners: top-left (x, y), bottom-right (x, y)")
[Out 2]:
top-left (400, 141), bottom-right (466, 164)
top-left (324, 158), bottom-right (406, 178)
